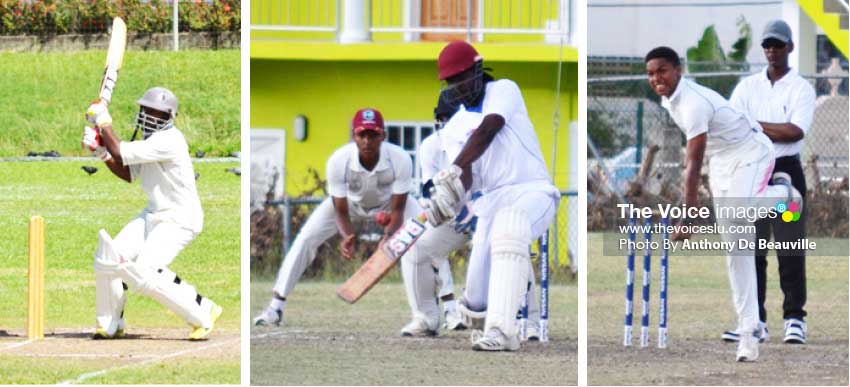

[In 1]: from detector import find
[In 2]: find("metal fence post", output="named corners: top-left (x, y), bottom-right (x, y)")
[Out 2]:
top-left (173, 0), bottom-right (179, 51)
top-left (635, 100), bottom-right (644, 173)
top-left (282, 198), bottom-right (292, 257)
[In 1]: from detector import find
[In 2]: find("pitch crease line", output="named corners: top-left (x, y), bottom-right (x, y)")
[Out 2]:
top-left (58, 337), bottom-right (239, 385)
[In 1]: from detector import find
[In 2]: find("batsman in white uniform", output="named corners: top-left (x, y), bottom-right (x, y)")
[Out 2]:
top-left (424, 41), bottom-right (559, 351)
top-left (645, 47), bottom-right (803, 361)
top-left (82, 87), bottom-right (222, 340)
top-left (254, 108), bottom-right (452, 334)
top-left (401, 92), bottom-right (544, 340)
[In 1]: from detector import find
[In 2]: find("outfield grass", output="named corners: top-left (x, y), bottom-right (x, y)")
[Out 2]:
top-left (0, 160), bottom-right (240, 384)
top-left (0, 50), bottom-right (239, 157)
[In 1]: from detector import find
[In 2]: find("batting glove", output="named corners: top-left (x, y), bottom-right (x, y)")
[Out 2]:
top-left (453, 203), bottom-right (478, 235)
top-left (86, 100), bottom-right (112, 127)
top-left (82, 125), bottom-right (111, 161)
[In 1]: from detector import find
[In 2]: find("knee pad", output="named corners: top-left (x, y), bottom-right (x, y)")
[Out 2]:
top-left (490, 207), bottom-right (532, 259)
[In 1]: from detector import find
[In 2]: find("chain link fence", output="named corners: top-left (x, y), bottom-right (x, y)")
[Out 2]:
top-left (251, 190), bottom-right (577, 284)
top-left (0, 0), bottom-right (240, 50)
top-left (588, 63), bottom-right (849, 237)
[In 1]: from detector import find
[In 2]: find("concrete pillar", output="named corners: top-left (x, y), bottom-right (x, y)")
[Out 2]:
top-left (782, 0), bottom-right (817, 74)
top-left (340, 0), bottom-right (370, 43)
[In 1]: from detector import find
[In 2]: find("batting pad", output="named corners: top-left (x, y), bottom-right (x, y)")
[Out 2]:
top-left (94, 230), bottom-right (211, 328)
top-left (485, 207), bottom-right (532, 338)
top-left (94, 230), bottom-right (128, 334)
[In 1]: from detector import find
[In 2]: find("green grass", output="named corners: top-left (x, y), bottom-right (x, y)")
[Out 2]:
top-left (0, 160), bottom-right (240, 384)
top-left (0, 50), bottom-right (239, 157)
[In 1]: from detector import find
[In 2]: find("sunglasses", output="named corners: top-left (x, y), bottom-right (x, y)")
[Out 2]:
top-left (761, 40), bottom-right (787, 49)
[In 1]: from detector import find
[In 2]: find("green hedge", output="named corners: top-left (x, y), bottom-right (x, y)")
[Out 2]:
top-left (0, 0), bottom-right (240, 35)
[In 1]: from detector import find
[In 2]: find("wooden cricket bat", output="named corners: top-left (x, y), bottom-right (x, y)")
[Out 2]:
top-left (337, 212), bottom-right (430, 304)
top-left (99, 17), bottom-right (127, 104)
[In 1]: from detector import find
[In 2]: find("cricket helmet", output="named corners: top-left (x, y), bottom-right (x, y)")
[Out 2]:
top-left (135, 87), bottom-right (177, 139)
top-left (437, 41), bottom-right (485, 107)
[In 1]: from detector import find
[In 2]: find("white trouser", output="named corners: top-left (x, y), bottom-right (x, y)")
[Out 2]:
top-left (401, 223), bottom-right (470, 324)
top-left (463, 184), bottom-right (559, 312)
top-left (95, 211), bottom-right (202, 332)
top-left (711, 132), bottom-right (791, 334)
top-left (272, 196), bottom-right (421, 297)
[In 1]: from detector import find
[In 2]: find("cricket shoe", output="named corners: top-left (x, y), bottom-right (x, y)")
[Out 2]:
top-left (472, 328), bottom-right (520, 352)
top-left (525, 325), bottom-right (541, 341)
top-left (736, 330), bottom-right (759, 362)
top-left (722, 322), bottom-right (768, 343)
top-left (253, 307), bottom-right (283, 327)
top-left (783, 318), bottom-right (806, 344)
top-left (456, 296), bottom-right (486, 330)
top-left (401, 317), bottom-right (439, 337)
top-left (443, 308), bottom-right (467, 331)
top-left (772, 172), bottom-right (803, 211)
top-left (189, 303), bottom-right (223, 341)
top-left (93, 319), bottom-right (126, 340)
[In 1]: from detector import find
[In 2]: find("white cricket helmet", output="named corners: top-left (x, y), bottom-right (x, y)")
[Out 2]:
top-left (135, 87), bottom-right (177, 139)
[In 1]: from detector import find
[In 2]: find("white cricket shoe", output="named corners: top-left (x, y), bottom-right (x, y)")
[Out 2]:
top-left (772, 172), bottom-right (803, 211)
top-left (443, 309), bottom-right (467, 331)
top-left (736, 331), bottom-right (759, 362)
top-left (525, 325), bottom-right (541, 341)
top-left (253, 307), bottom-right (283, 327)
top-left (401, 317), bottom-right (438, 337)
top-left (783, 318), bottom-right (807, 344)
top-left (722, 322), bottom-right (769, 343)
top-left (472, 328), bottom-right (520, 351)
top-left (93, 319), bottom-right (126, 340)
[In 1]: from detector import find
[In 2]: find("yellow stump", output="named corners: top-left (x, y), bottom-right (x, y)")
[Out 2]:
top-left (27, 215), bottom-right (44, 340)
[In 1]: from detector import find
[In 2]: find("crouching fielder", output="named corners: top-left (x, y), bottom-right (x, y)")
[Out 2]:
top-left (425, 41), bottom-right (559, 351)
top-left (83, 88), bottom-right (221, 340)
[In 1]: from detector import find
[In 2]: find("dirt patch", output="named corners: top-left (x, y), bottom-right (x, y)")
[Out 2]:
top-left (589, 336), bottom-right (848, 385)
top-left (0, 327), bottom-right (239, 362)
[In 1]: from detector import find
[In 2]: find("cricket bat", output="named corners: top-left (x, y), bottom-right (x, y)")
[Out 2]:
top-left (337, 212), bottom-right (430, 304)
top-left (99, 17), bottom-right (127, 104)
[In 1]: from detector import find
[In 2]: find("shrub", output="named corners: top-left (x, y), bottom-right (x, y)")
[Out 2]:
top-left (0, 0), bottom-right (241, 36)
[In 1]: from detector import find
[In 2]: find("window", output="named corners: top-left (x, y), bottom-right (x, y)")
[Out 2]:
top-left (385, 121), bottom-right (435, 196)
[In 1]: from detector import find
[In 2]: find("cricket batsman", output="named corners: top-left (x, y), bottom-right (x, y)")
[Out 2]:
top-left (82, 87), bottom-right (222, 340)
top-left (401, 91), bottom-right (545, 339)
top-left (645, 46), bottom-right (803, 361)
top-left (423, 41), bottom-right (559, 351)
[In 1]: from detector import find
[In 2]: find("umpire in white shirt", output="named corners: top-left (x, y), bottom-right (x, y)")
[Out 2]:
top-left (727, 19), bottom-right (815, 344)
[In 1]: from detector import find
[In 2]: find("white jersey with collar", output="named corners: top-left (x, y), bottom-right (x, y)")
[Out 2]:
top-left (119, 127), bottom-right (203, 232)
top-left (418, 132), bottom-right (447, 182)
top-left (729, 68), bottom-right (816, 158)
top-left (661, 77), bottom-right (758, 158)
top-left (440, 79), bottom-right (553, 193)
top-left (326, 141), bottom-right (413, 212)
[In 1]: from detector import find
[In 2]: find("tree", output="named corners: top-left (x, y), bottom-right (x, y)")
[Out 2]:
top-left (685, 16), bottom-right (751, 97)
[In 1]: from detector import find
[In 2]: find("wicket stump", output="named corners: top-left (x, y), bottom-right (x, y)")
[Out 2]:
top-left (624, 215), bottom-right (669, 348)
top-left (28, 215), bottom-right (45, 340)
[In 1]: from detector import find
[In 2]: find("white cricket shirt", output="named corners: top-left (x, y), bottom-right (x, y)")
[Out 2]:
top-left (661, 77), bottom-right (758, 158)
top-left (418, 133), bottom-right (446, 182)
top-left (441, 79), bottom-right (552, 192)
top-left (326, 142), bottom-right (412, 212)
top-left (729, 69), bottom-right (816, 158)
top-left (120, 127), bottom-right (204, 232)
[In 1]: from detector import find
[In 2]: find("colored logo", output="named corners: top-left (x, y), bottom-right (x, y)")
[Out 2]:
top-left (362, 109), bottom-right (375, 121)
top-left (776, 201), bottom-right (800, 222)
